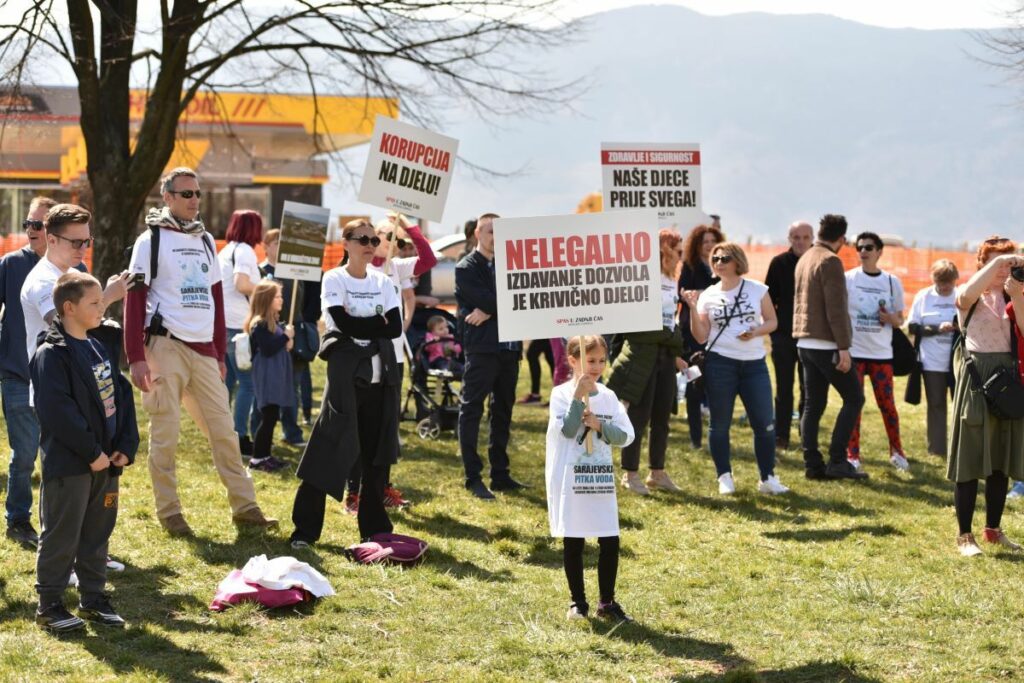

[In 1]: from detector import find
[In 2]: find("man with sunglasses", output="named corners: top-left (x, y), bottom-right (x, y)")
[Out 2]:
top-left (793, 214), bottom-right (868, 481)
top-left (20, 205), bottom-right (131, 397)
top-left (1, 196), bottom-right (57, 547)
top-left (123, 167), bottom-right (276, 536)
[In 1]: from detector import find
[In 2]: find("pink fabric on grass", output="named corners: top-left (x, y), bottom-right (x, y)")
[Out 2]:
top-left (209, 570), bottom-right (310, 612)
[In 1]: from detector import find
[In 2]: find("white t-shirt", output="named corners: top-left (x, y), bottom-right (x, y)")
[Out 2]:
top-left (321, 266), bottom-right (400, 383)
top-left (218, 242), bottom-right (261, 330)
top-left (908, 285), bottom-right (957, 372)
top-left (128, 228), bottom-right (222, 343)
top-left (545, 381), bottom-right (634, 538)
top-left (368, 256), bottom-right (417, 364)
top-left (20, 255), bottom-right (68, 367)
top-left (846, 267), bottom-right (905, 360)
top-left (661, 274), bottom-right (678, 330)
top-left (696, 278), bottom-right (770, 361)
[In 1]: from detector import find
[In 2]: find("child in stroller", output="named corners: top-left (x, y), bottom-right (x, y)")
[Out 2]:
top-left (423, 315), bottom-right (464, 375)
top-left (404, 313), bottom-right (463, 439)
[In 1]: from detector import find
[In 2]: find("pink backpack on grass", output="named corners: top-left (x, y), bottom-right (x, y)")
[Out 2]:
top-left (345, 533), bottom-right (428, 565)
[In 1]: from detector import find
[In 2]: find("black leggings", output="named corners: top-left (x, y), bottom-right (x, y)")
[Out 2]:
top-left (526, 339), bottom-right (554, 395)
top-left (253, 405), bottom-right (280, 460)
top-left (954, 471), bottom-right (1009, 535)
top-left (563, 536), bottom-right (619, 609)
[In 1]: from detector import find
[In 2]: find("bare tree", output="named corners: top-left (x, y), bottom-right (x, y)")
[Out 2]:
top-left (0, 0), bottom-right (579, 278)
top-left (976, 4), bottom-right (1024, 95)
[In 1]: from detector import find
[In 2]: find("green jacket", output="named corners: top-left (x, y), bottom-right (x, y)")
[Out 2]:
top-left (606, 328), bottom-right (684, 405)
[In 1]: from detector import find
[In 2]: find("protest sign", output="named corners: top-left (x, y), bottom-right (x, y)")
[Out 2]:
top-left (601, 142), bottom-right (704, 229)
top-left (358, 115), bottom-right (459, 223)
top-left (276, 201), bottom-right (330, 282)
top-left (493, 210), bottom-right (662, 343)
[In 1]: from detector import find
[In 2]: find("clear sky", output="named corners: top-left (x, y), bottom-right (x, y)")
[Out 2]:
top-left (559, 0), bottom-right (1019, 30)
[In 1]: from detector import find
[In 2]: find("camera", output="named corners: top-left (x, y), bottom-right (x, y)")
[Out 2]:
top-left (1012, 266), bottom-right (1024, 283)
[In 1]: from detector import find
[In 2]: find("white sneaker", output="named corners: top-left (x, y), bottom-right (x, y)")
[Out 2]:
top-left (890, 452), bottom-right (910, 472)
top-left (758, 475), bottom-right (790, 495)
top-left (718, 472), bottom-right (736, 495)
top-left (67, 570), bottom-right (78, 588)
top-left (106, 556), bottom-right (125, 572)
top-left (847, 457), bottom-right (862, 471)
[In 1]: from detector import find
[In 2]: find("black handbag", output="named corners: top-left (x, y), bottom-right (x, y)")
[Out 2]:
top-left (904, 332), bottom-right (923, 405)
top-left (961, 299), bottom-right (1024, 420)
top-left (888, 276), bottom-right (916, 376)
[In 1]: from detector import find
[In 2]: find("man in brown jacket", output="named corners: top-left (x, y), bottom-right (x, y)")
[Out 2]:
top-left (793, 214), bottom-right (868, 480)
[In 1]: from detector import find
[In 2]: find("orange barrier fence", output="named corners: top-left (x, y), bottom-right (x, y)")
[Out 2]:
top-left (0, 235), bottom-right (349, 275)
top-left (744, 244), bottom-right (978, 310)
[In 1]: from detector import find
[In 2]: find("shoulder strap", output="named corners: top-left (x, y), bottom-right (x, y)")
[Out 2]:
top-left (705, 279), bottom-right (746, 355)
top-left (149, 225), bottom-right (160, 282)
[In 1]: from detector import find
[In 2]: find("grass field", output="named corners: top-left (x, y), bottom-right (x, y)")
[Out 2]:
top-left (0, 360), bottom-right (1022, 683)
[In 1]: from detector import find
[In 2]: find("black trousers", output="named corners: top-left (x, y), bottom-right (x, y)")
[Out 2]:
top-left (799, 348), bottom-right (865, 470)
top-left (36, 471), bottom-right (118, 605)
top-left (291, 382), bottom-right (394, 543)
top-left (563, 536), bottom-right (619, 608)
top-left (526, 339), bottom-right (554, 395)
top-left (621, 350), bottom-right (677, 472)
top-left (458, 350), bottom-right (520, 485)
top-left (770, 335), bottom-right (805, 444)
top-left (348, 363), bottom-right (403, 493)
top-left (253, 404), bottom-right (280, 460)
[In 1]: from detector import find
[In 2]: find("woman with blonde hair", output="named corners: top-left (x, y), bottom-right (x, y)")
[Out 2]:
top-left (683, 242), bottom-right (788, 495)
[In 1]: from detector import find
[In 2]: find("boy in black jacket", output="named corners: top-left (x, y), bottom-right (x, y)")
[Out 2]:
top-left (30, 271), bottom-right (139, 632)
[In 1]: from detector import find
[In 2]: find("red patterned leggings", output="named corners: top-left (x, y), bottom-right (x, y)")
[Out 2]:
top-left (847, 360), bottom-right (904, 459)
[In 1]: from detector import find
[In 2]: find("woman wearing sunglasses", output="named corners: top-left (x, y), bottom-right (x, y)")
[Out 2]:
top-left (948, 236), bottom-right (1024, 557)
top-left (289, 219), bottom-right (403, 549)
top-left (683, 242), bottom-right (789, 495)
top-left (843, 232), bottom-right (910, 473)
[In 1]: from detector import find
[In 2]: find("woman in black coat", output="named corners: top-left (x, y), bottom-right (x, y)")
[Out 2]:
top-left (290, 219), bottom-right (403, 549)
top-left (678, 223), bottom-right (724, 449)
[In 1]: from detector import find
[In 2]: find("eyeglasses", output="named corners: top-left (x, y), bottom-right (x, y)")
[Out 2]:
top-left (856, 244), bottom-right (877, 252)
top-left (22, 219), bottom-right (44, 231)
top-left (168, 189), bottom-right (202, 199)
top-left (347, 235), bottom-right (382, 247)
top-left (711, 255), bottom-right (733, 264)
top-left (382, 233), bottom-right (408, 249)
top-left (52, 233), bottom-right (92, 250)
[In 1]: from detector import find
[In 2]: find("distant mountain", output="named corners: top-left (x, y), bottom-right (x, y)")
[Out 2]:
top-left (328, 5), bottom-right (1024, 246)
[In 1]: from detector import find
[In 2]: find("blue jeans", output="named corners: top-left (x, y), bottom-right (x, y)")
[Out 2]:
top-left (299, 363), bottom-right (313, 417)
top-left (704, 352), bottom-right (776, 481)
top-left (2, 378), bottom-right (40, 525)
top-left (224, 327), bottom-right (255, 439)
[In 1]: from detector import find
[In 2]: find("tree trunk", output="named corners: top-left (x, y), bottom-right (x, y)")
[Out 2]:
top-left (89, 185), bottom-right (147, 281)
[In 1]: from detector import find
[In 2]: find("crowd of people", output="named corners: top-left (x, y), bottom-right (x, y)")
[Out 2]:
top-left (2, 168), bottom-right (1023, 632)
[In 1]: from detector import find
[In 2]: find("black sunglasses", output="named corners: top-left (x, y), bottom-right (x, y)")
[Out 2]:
top-left (22, 219), bottom-right (44, 231)
top-left (383, 232), bottom-right (409, 249)
top-left (711, 255), bottom-right (733, 264)
top-left (52, 233), bottom-right (92, 250)
top-left (347, 235), bottom-right (382, 247)
top-left (168, 189), bottom-right (202, 199)
top-left (856, 244), bottom-right (877, 252)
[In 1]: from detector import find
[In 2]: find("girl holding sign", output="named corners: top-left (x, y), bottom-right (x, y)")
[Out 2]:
top-left (683, 242), bottom-right (789, 496)
top-left (547, 335), bottom-right (634, 621)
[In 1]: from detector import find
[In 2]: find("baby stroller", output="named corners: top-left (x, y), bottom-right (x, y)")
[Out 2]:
top-left (403, 315), bottom-right (463, 440)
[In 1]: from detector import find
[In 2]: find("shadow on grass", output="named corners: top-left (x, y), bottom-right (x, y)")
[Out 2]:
top-left (429, 547), bottom-right (514, 582)
top-left (78, 626), bottom-right (229, 683)
top-left (674, 660), bottom-right (883, 682)
top-left (401, 511), bottom-right (491, 542)
top-left (676, 489), bottom-right (874, 525)
top-left (596, 620), bottom-right (750, 673)
top-left (762, 524), bottom-right (903, 543)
